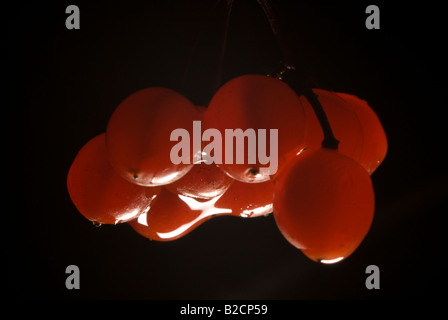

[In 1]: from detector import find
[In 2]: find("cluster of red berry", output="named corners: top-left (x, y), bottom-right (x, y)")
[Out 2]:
top-left (67, 74), bottom-right (387, 263)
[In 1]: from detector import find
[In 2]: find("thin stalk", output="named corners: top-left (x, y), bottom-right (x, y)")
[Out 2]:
top-left (213, 0), bottom-right (235, 93)
top-left (180, 0), bottom-right (222, 92)
top-left (180, 0), bottom-right (234, 103)
top-left (257, 0), bottom-right (339, 150)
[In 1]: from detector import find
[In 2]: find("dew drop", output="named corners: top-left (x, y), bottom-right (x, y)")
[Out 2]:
top-left (246, 167), bottom-right (260, 177)
top-left (318, 257), bottom-right (344, 264)
top-left (92, 221), bottom-right (103, 227)
top-left (129, 168), bottom-right (139, 180)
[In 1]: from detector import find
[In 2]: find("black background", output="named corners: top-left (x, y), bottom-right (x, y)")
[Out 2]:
top-left (8, 0), bottom-right (447, 302)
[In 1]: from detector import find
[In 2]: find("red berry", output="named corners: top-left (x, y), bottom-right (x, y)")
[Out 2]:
top-left (204, 74), bottom-right (306, 182)
top-left (165, 162), bottom-right (234, 200)
top-left (106, 87), bottom-right (202, 186)
top-left (335, 92), bottom-right (387, 174)
top-left (300, 89), bottom-right (364, 162)
top-left (215, 179), bottom-right (274, 218)
top-left (129, 188), bottom-right (230, 241)
top-left (67, 133), bottom-right (161, 225)
top-left (273, 148), bottom-right (375, 263)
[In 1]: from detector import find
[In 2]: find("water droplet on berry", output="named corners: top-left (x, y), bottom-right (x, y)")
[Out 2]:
top-left (92, 221), bottom-right (102, 227)
top-left (318, 257), bottom-right (345, 264)
top-left (129, 168), bottom-right (139, 180)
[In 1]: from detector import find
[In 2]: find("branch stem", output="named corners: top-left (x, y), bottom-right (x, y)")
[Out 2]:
top-left (257, 0), bottom-right (339, 150)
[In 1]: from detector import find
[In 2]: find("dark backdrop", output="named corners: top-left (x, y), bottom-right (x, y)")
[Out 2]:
top-left (8, 0), bottom-right (447, 301)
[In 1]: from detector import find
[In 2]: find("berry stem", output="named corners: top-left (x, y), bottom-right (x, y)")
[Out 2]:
top-left (180, 1), bottom-right (220, 91)
top-left (257, 0), bottom-right (339, 150)
top-left (213, 0), bottom-right (234, 93)
top-left (303, 90), bottom-right (340, 150)
top-left (256, 0), bottom-right (295, 70)
top-left (180, 0), bottom-right (234, 105)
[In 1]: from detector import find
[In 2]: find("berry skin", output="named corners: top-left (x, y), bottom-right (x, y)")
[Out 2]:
top-left (67, 133), bottom-right (161, 225)
top-left (106, 87), bottom-right (202, 186)
top-left (299, 89), bottom-right (387, 175)
top-left (215, 180), bottom-right (274, 218)
top-left (129, 188), bottom-right (231, 241)
top-left (335, 92), bottom-right (387, 174)
top-left (273, 148), bottom-right (375, 263)
top-left (300, 89), bottom-right (364, 163)
top-left (204, 74), bottom-right (306, 183)
top-left (165, 162), bottom-right (234, 200)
